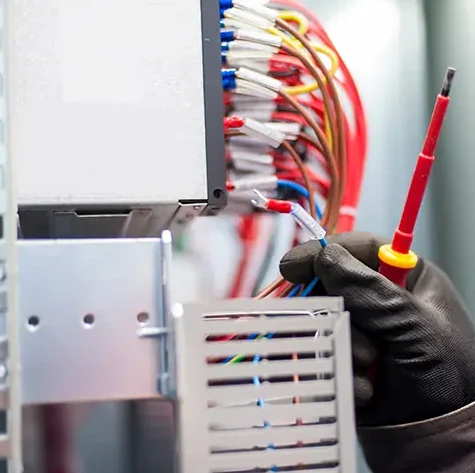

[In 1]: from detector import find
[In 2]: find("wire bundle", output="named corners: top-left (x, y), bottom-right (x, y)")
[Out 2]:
top-left (221, 0), bottom-right (367, 298)
top-left (213, 3), bottom-right (367, 466)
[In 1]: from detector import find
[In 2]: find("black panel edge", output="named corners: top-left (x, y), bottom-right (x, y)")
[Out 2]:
top-left (200, 0), bottom-right (227, 216)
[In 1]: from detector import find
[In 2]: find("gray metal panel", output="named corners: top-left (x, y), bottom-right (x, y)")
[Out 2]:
top-left (199, 0), bottom-right (227, 215)
top-left (10, 0), bottom-right (209, 207)
top-left (1, 0), bottom-right (23, 468)
top-left (175, 298), bottom-right (356, 473)
top-left (17, 238), bottom-right (165, 404)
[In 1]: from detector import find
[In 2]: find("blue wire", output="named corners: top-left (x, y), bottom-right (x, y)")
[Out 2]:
top-left (301, 277), bottom-right (318, 297)
top-left (222, 333), bottom-right (258, 364)
top-left (287, 284), bottom-right (302, 298)
top-left (277, 180), bottom-right (323, 220)
top-left (253, 335), bottom-right (275, 471)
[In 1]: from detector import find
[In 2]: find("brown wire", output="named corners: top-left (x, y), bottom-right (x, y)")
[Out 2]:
top-left (280, 42), bottom-right (339, 166)
top-left (255, 276), bottom-right (286, 299)
top-left (276, 18), bottom-right (347, 211)
top-left (279, 91), bottom-right (338, 228)
top-left (281, 140), bottom-right (316, 220)
top-left (299, 131), bottom-right (340, 231)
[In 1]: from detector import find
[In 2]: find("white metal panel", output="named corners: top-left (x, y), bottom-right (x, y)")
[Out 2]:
top-left (8, 0), bottom-right (208, 206)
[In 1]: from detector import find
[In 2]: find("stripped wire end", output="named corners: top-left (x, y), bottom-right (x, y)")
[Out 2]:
top-left (251, 189), bottom-right (292, 213)
top-left (251, 190), bottom-right (327, 243)
top-left (440, 67), bottom-right (456, 98)
top-left (251, 189), bottom-right (271, 210)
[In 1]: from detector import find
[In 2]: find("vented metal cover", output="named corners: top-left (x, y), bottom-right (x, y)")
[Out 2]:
top-left (174, 298), bottom-right (356, 473)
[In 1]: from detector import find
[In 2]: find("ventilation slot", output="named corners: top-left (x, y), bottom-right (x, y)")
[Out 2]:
top-left (203, 310), bottom-right (339, 473)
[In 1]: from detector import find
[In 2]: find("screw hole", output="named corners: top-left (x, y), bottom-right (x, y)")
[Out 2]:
top-left (83, 313), bottom-right (95, 328)
top-left (137, 312), bottom-right (150, 325)
top-left (27, 315), bottom-right (40, 331)
top-left (213, 188), bottom-right (224, 199)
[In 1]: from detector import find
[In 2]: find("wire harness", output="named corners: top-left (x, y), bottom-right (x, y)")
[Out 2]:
top-left (221, 0), bottom-right (368, 299)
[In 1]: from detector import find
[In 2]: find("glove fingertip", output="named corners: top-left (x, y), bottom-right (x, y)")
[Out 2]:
top-left (279, 240), bottom-right (322, 284)
top-left (314, 243), bottom-right (354, 275)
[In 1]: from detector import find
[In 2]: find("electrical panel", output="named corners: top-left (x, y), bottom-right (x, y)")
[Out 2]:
top-left (7, 0), bottom-right (226, 238)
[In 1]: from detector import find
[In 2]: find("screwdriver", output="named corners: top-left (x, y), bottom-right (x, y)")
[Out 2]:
top-left (378, 67), bottom-right (456, 287)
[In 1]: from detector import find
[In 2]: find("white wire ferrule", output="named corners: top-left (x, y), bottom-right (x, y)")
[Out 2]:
top-left (229, 176), bottom-right (278, 192)
top-left (226, 56), bottom-right (270, 73)
top-left (241, 118), bottom-right (286, 148)
top-left (237, 67), bottom-right (282, 92)
top-left (231, 151), bottom-right (273, 165)
top-left (232, 1), bottom-right (279, 22)
top-left (224, 7), bottom-right (274, 29)
top-left (234, 29), bottom-right (282, 48)
top-left (229, 40), bottom-right (278, 54)
top-left (290, 204), bottom-right (327, 241)
top-left (234, 79), bottom-right (278, 99)
top-left (263, 122), bottom-right (301, 140)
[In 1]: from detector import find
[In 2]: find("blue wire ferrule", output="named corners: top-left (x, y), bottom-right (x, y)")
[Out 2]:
top-left (221, 42), bottom-right (230, 53)
top-left (219, 0), bottom-right (233, 10)
top-left (221, 68), bottom-right (236, 81)
top-left (221, 68), bottom-right (236, 90)
top-left (221, 30), bottom-right (235, 43)
top-left (222, 78), bottom-right (236, 91)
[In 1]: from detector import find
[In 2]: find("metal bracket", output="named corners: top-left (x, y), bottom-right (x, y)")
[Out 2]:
top-left (15, 236), bottom-right (175, 405)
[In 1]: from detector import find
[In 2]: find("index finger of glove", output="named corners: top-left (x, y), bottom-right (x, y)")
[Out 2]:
top-left (280, 232), bottom-right (389, 284)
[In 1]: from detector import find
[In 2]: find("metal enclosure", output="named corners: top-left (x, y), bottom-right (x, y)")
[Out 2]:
top-left (7, 0), bottom-right (226, 238)
top-left (176, 298), bottom-right (356, 473)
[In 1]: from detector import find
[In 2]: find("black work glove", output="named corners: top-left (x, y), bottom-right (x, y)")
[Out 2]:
top-left (280, 232), bottom-right (475, 428)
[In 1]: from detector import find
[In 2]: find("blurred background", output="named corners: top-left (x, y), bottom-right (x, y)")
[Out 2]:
top-left (18, 0), bottom-right (475, 472)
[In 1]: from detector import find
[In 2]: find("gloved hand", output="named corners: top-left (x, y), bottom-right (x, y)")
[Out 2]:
top-left (279, 232), bottom-right (475, 428)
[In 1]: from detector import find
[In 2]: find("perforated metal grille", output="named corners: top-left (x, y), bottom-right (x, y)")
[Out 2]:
top-left (175, 298), bottom-right (356, 473)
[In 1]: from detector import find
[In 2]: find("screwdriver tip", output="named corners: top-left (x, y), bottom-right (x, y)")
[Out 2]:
top-left (440, 67), bottom-right (456, 97)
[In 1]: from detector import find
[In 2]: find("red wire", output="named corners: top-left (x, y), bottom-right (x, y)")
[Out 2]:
top-left (228, 215), bottom-right (259, 298)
